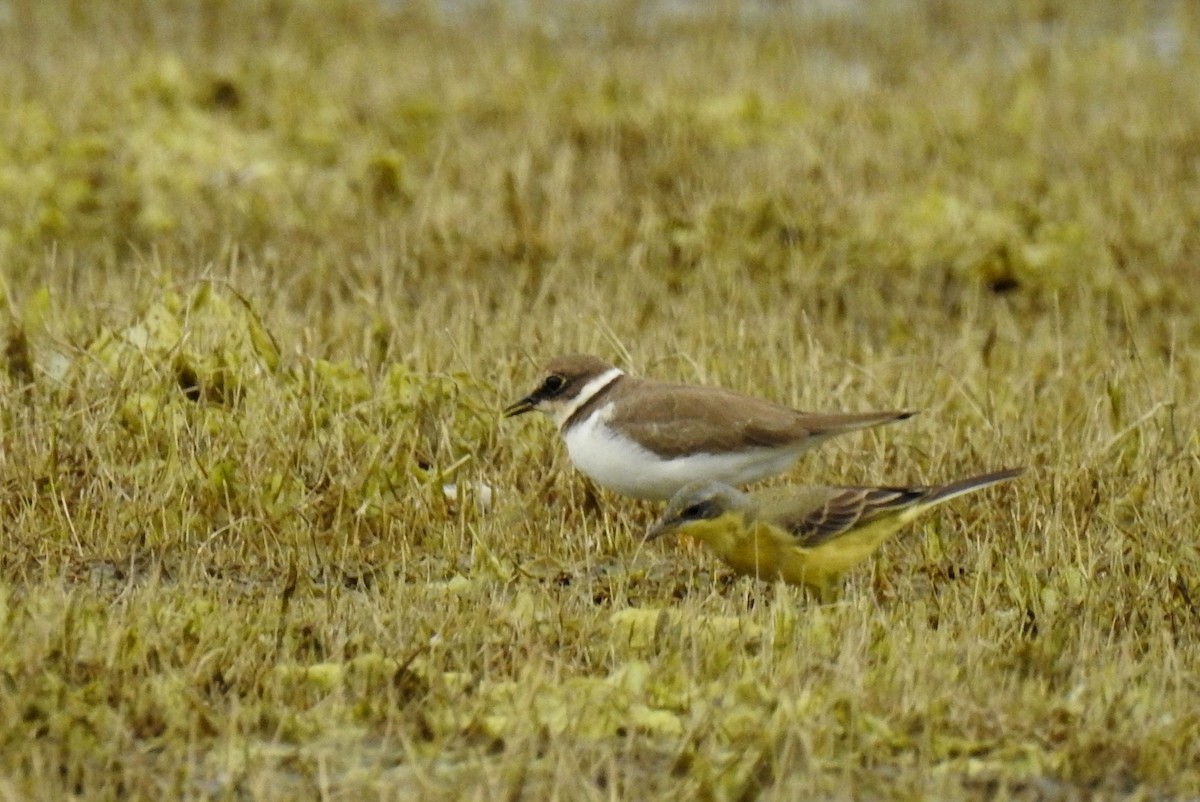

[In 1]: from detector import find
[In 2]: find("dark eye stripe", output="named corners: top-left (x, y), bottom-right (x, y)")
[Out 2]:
top-left (681, 500), bottom-right (717, 520)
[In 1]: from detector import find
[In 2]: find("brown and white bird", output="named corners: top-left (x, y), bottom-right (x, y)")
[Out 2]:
top-left (504, 354), bottom-right (915, 500)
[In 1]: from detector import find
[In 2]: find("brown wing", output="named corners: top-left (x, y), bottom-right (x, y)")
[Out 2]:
top-left (773, 486), bottom-right (932, 547)
top-left (609, 380), bottom-right (908, 458)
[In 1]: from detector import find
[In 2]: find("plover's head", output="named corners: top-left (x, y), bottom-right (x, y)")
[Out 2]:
top-left (504, 354), bottom-right (622, 426)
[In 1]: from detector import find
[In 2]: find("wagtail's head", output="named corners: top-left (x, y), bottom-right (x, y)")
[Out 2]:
top-left (646, 481), bottom-right (751, 541)
top-left (504, 354), bottom-right (622, 423)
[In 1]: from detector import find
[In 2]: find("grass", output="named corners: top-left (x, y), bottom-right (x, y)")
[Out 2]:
top-left (1, 0), bottom-right (1199, 799)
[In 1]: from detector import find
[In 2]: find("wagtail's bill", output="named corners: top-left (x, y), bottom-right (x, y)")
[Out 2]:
top-left (505, 354), bottom-right (915, 500)
top-left (646, 468), bottom-right (1023, 597)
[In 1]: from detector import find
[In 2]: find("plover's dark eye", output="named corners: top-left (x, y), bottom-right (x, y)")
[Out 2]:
top-left (541, 375), bottom-right (565, 394)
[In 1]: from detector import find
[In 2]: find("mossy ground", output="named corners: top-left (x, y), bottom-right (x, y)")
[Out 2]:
top-left (2, 2), bottom-right (1199, 799)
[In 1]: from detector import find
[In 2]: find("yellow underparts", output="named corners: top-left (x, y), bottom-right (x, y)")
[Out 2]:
top-left (680, 512), bottom-right (913, 596)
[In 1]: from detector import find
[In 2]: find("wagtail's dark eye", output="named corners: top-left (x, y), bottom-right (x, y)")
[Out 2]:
top-left (541, 375), bottom-right (565, 394)
top-left (681, 501), bottom-right (714, 521)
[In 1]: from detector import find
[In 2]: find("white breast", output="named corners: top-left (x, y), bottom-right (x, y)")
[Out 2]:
top-left (562, 406), bottom-right (805, 500)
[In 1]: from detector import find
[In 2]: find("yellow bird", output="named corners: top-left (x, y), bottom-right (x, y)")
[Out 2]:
top-left (646, 468), bottom-right (1023, 597)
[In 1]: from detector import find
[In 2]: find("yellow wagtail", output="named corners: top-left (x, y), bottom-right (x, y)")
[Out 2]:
top-left (646, 468), bottom-right (1023, 597)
